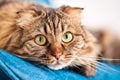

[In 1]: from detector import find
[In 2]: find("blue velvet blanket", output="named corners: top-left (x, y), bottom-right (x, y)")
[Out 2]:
top-left (0, 49), bottom-right (120, 80)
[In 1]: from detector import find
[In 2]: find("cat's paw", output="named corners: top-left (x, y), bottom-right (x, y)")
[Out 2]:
top-left (68, 66), bottom-right (96, 77)
top-left (84, 66), bottom-right (96, 77)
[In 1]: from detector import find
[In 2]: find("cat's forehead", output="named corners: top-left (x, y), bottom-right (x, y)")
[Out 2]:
top-left (39, 11), bottom-right (80, 35)
top-left (17, 5), bottom-right (83, 35)
top-left (44, 8), bottom-right (81, 29)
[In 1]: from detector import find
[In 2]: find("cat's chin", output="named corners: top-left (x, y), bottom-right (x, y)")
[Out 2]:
top-left (48, 64), bottom-right (67, 70)
top-left (48, 60), bottom-right (73, 70)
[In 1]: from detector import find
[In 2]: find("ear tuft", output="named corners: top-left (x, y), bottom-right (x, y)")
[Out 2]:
top-left (16, 9), bottom-right (36, 30)
top-left (16, 6), bottom-right (46, 30)
top-left (59, 6), bottom-right (83, 16)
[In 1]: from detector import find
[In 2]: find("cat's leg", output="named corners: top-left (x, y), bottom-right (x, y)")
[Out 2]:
top-left (83, 65), bottom-right (96, 77)
top-left (68, 64), bottom-right (96, 77)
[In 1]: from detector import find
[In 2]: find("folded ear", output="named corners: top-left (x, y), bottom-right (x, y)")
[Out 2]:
top-left (16, 6), bottom-right (46, 30)
top-left (59, 6), bottom-right (83, 17)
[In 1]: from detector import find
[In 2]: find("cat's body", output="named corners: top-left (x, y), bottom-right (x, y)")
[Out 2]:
top-left (0, 0), bottom-right (103, 77)
top-left (91, 30), bottom-right (120, 65)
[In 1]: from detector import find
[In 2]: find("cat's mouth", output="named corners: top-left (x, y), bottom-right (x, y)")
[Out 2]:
top-left (48, 59), bottom-right (74, 70)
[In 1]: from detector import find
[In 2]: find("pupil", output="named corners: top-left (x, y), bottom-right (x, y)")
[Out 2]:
top-left (65, 34), bottom-right (68, 39)
top-left (39, 37), bottom-right (42, 41)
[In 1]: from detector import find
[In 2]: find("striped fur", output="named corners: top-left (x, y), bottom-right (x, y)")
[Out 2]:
top-left (0, 1), bottom-right (99, 76)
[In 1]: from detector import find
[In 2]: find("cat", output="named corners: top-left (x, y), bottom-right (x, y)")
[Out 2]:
top-left (0, 0), bottom-right (99, 77)
top-left (91, 30), bottom-right (120, 65)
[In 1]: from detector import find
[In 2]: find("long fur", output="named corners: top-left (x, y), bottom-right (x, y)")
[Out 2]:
top-left (0, 1), bottom-right (100, 77)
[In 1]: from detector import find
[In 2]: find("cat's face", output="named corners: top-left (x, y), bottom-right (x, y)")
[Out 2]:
top-left (15, 6), bottom-right (95, 70)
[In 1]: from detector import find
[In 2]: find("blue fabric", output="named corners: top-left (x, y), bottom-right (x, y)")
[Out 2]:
top-left (1, 1), bottom-right (120, 79)
top-left (34, 0), bottom-right (51, 5)
top-left (0, 49), bottom-right (120, 80)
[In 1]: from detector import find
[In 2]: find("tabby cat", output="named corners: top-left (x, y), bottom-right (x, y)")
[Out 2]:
top-left (0, 1), bottom-right (99, 77)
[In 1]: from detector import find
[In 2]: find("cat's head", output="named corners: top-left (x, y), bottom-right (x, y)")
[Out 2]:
top-left (15, 5), bottom-right (96, 70)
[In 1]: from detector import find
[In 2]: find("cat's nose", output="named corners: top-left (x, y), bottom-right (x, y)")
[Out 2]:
top-left (50, 43), bottom-right (63, 60)
top-left (53, 52), bottom-right (62, 60)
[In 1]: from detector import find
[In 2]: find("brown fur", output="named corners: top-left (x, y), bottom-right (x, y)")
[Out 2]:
top-left (91, 30), bottom-right (120, 65)
top-left (0, 1), bottom-right (34, 48)
top-left (0, 1), bottom-right (99, 77)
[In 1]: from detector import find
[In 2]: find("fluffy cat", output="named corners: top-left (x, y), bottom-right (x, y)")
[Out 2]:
top-left (91, 30), bottom-right (120, 65)
top-left (0, 1), bottom-right (99, 77)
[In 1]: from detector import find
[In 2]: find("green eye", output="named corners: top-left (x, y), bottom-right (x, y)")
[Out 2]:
top-left (35, 35), bottom-right (47, 46)
top-left (62, 32), bottom-right (73, 43)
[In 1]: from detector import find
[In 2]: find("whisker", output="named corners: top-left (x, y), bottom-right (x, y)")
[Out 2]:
top-left (75, 56), bottom-right (120, 74)
top-left (86, 59), bottom-right (120, 73)
top-left (73, 64), bottom-right (81, 70)
top-left (78, 56), bottom-right (120, 61)
top-left (96, 61), bottom-right (120, 73)
top-left (90, 61), bottom-right (113, 73)
top-left (97, 58), bottom-right (120, 61)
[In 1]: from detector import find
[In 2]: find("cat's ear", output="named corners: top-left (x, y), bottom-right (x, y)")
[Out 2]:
top-left (16, 7), bottom-right (46, 30)
top-left (59, 6), bottom-right (83, 17)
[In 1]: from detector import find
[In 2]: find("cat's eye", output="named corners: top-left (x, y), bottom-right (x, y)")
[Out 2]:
top-left (35, 35), bottom-right (47, 46)
top-left (62, 32), bottom-right (73, 43)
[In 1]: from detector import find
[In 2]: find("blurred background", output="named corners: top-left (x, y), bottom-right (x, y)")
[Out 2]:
top-left (36, 0), bottom-right (120, 35)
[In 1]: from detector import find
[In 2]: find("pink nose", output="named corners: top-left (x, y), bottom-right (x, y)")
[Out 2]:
top-left (50, 43), bottom-right (63, 60)
top-left (53, 52), bottom-right (62, 60)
